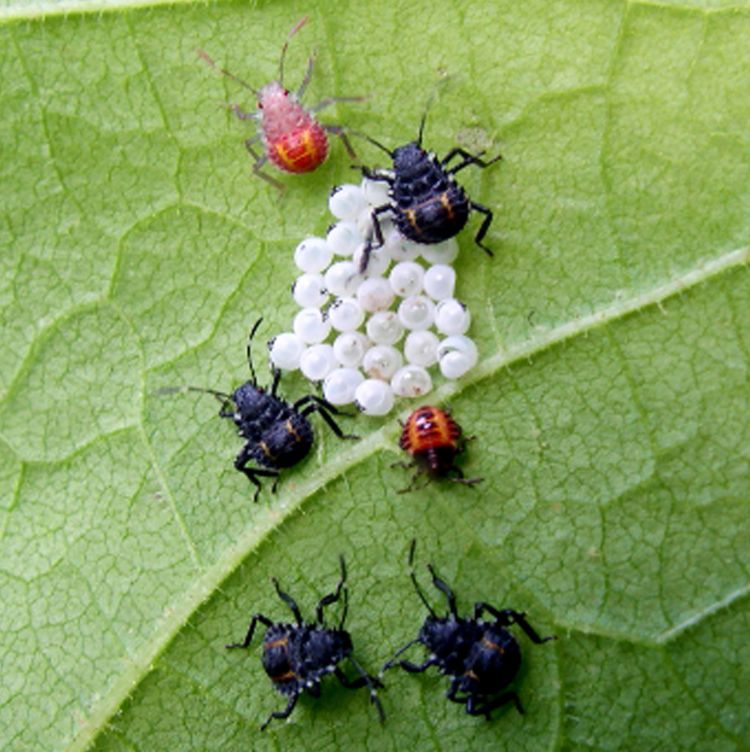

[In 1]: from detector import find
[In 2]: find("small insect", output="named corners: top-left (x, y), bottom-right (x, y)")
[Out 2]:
top-left (198, 17), bottom-right (362, 190)
top-left (356, 109), bottom-right (502, 272)
top-left (187, 318), bottom-right (356, 502)
top-left (227, 556), bottom-right (385, 730)
top-left (396, 405), bottom-right (482, 492)
top-left (382, 540), bottom-right (556, 720)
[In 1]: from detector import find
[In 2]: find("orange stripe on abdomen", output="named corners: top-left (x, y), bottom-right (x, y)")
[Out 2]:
top-left (270, 669), bottom-right (297, 683)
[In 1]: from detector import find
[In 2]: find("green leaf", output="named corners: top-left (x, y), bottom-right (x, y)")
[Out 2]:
top-left (2, 2), bottom-right (750, 751)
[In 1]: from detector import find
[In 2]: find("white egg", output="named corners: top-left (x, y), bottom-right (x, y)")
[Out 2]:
top-left (333, 332), bottom-right (370, 368)
top-left (438, 351), bottom-right (474, 379)
top-left (328, 297), bottom-right (365, 332)
top-left (423, 264), bottom-right (456, 300)
top-left (437, 335), bottom-right (479, 379)
top-left (323, 368), bottom-right (364, 405)
top-left (420, 238), bottom-right (459, 265)
top-left (366, 311), bottom-right (404, 345)
top-left (268, 332), bottom-right (305, 371)
top-left (397, 295), bottom-right (436, 331)
top-left (292, 273), bottom-right (328, 308)
top-left (435, 298), bottom-right (471, 335)
top-left (404, 330), bottom-right (440, 367)
top-left (352, 244), bottom-right (390, 278)
top-left (300, 344), bottom-right (337, 381)
top-left (324, 261), bottom-right (363, 298)
top-left (361, 177), bottom-right (391, 206)
top-left (354, 379), bottom-right (395, 416)
top-left (327, 221), bottom-right (363, 256)
top-left (329, 184), bottom-right (368, 220)
top-left (294, 237), bottom-right (332, 273)
top-left (293, 308), bottom-right (331, 344)
top-left (389, 262), bottom-right (425, 298)
top-left (383, 233), bottom-right (422, 263)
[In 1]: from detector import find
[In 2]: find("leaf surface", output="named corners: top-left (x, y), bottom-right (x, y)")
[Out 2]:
top-left (1, 2), bottom-right (749, 751)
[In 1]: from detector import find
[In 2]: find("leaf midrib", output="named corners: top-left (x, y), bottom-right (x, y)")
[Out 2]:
top-left (0, 0), bottom-right (187, 22)
top-left (66, 243), bottom-right (750, 752)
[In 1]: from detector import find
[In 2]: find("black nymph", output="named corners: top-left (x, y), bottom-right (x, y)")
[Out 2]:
top-left (382, 540), bottom-right (555, 719)
top-left (226, 556), bottom-right (384, 730)
top-left (356, 110), bottom-right (501, 273)
top-left (190, 318), bottom-right (356, 501)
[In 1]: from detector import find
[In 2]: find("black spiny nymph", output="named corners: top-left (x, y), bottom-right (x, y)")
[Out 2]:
top-left (383, 540), bottom-right (556, 720)
top-left (186, 318), bottom-right (356, 502)
top-left (356, 108), bottom-right (501, 273)
top-left (226, 557), bottom-right (384, 730)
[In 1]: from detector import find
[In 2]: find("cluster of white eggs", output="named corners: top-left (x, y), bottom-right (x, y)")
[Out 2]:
top-left (268, 179), bottom-right (479, 415)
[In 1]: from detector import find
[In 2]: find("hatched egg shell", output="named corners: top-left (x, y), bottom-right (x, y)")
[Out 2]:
top-left (362, 345), bottom-right (403, 380)
top-left (437, 335), bottom-right (479, 379)
top-left (391, 365), bottom-right (433, 398)
top-left (356, 277), bottom-right (395, 313)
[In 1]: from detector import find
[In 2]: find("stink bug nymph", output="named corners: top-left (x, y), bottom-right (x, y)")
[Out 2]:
top-left (382, 540), bottom-right (556, 720)
top-left (182, 318), bottom-right (357, 502)
top-left (356, 109), bottom-right (502, 272)
top-left (227, 556), bottom-right (385, 730)
top-left (396, 405), bottom-right (482, 492)
top-left (198, 16), bottom-right (363, 189)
